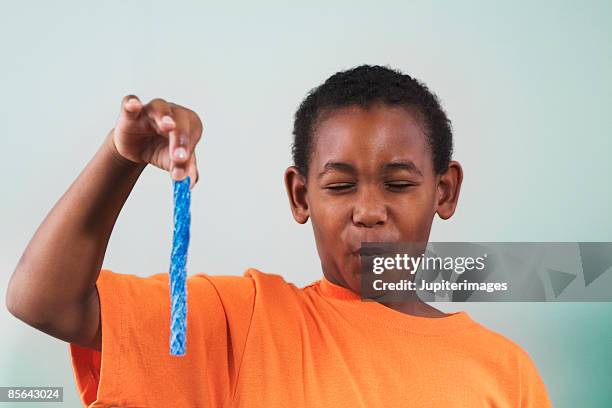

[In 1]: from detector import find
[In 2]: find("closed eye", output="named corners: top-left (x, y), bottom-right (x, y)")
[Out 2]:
top-left (385, 182), bottom-right (415, 191)
top-left (325, 182), bottom-right (415, 192)
top-left (325, 183), bottom-right (355, 192)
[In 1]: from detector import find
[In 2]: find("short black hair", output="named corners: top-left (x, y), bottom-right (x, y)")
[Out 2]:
top-left (291, 64), bottom-right (453, 178)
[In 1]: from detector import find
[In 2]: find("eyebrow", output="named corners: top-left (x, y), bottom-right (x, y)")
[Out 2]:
top-left (317, 160), bottom-right (423, 179)
top-left (383, 160), bottom-right (423, 177)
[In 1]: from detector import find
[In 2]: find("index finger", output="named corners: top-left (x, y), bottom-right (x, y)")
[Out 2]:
top-left (168, 107), bottom-right (196, 180)
top-left (143, 98), bottom-right (177, 136)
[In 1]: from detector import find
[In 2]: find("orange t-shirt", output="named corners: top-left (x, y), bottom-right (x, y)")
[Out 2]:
top-left (69, 268), bottom-right (552, 407)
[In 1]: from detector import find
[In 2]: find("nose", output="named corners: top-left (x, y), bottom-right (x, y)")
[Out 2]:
top-left (352, 189), bottom-right (387, 228)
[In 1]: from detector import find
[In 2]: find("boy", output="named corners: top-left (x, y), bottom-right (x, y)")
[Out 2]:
top-left (6, 65), bottom-right (552, 407)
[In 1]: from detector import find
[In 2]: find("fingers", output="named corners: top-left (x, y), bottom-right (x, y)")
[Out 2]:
top-left (143, 98), bottom-right (176, 135)
top-left (120, 95), bottom-right (143, 120)
top-left (169, 107), bottom-right (191, 180)
top-left (118, 95), bottom-right (202, 186)
top-left (117, 95), bottom-right (169, 137)
top-left (169, 106), bottom-right (201, 182)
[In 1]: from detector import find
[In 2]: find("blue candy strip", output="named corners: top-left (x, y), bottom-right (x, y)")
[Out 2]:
top-left (169, 176), bottom-right (191, 356)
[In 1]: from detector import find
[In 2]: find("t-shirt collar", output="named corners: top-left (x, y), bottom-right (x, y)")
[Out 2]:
top-left (317, 273), bottom-right (476, 335)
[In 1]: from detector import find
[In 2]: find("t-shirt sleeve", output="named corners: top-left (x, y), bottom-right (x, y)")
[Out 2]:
top-left (519, 349), bottom-right (553, 408)
top-left (69, 268), bottom-right (256, 408)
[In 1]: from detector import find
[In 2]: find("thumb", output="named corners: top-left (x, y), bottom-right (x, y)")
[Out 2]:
top-left (120, 94), bottom-right (143, 121)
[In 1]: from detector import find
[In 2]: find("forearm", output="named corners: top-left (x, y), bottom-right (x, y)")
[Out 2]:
top-left (6, 129), bottom-right (147, 323)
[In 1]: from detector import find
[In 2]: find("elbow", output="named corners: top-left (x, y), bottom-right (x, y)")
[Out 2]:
top-left (5, 295), bottom-right (31, 325)
top-left (6, 268), bottom-right (95, 346)
top-left (6, 285), bottom-right (56, 330)
top-left (5, 268), bottom-right (47, 327)
top-left (5, 271), bottom-right (20, 318)
top-left (6, 258), bottom-right (31, 321)
top-left (6, 271), bottom-right (28, 322)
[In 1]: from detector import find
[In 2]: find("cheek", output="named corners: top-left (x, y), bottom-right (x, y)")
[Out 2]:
top-left (309, 197), bottom-right (349, 244)
top-left (310, 189), bottom-right (347, 222)
top-left (407, 182), bottom-right (437, 209)
top-left (392, 188), bottom-right (437, 232)
top-left (311, 205), bottom-right (345, 238)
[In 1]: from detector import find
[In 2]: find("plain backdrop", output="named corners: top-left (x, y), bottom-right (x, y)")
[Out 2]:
top-left (1, 1), bottom-right (611, 406)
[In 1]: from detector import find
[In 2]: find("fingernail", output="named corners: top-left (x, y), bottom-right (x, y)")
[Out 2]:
top-left (127, 98), bottom-right (139, 105)
top-left (174, 147), bottom-right (187, 160)
top-left (162, 116), bottom-right (174, 125)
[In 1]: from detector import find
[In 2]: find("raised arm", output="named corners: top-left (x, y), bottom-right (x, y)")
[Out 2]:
top-left (5, 96), bottom-right (203, 351)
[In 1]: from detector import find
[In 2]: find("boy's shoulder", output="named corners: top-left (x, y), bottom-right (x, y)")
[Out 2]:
top-left (184, 267), bottom-right (309, 297)
top-left (239, 267), bottom-right (310, 290)
top-left (242, 267), bottom-right (312, 295)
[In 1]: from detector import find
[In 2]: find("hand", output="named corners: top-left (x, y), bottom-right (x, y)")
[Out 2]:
top-left (109, 95), bottom-right (203, 189)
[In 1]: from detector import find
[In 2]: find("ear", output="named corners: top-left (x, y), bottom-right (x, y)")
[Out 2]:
top-left (284, 166), bottom-right (310, 224)
top-left (435, 160), bottom-right (463, 220)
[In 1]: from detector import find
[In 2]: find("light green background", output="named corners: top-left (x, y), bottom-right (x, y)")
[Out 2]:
top-left (1, 1), bottom-right (611, 407)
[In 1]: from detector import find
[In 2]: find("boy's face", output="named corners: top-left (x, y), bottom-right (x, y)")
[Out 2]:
top-left (285, 103), bottom-right (462, 293)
